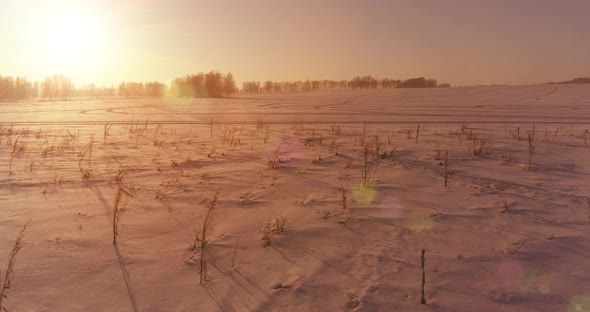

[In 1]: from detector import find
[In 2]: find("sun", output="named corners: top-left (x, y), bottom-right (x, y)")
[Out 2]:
top-left (32, 6), bottom-right (108, 71)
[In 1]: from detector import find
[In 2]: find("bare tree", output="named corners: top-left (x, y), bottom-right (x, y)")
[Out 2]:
top-left (223, 72), bottom-right (236, 98)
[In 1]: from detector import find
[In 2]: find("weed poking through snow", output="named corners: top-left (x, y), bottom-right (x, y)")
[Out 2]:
top-left (190, 189), bottom-right (220, 283)
top-left (112, 173), bottom-right (134, 245)
top-left (260, 217), bottom-right (288, 247)
top-left (0, 220), bottom-right (29, 311)
top-left (420, 249), bottom-right (427, 304)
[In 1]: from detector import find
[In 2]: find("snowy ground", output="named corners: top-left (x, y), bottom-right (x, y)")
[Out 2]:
top-left (1, 84), bottom-right (590, 312)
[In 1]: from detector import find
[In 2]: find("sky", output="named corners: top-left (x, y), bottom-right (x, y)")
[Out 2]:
top-left (1, 0), bottom-right (589, 86)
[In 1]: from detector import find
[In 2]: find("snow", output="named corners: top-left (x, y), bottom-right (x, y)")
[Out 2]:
top-left (1, 84), bottom-right (589, 311)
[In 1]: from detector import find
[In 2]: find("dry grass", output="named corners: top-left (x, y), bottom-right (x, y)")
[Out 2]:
top-left (405, 128), bottom-right (413, 140)
top-left (153, 124), bottom-right (161, 146)
top-left (112, 188), bottom-right (132, 244)
top-left (25, 160), bottom-right (35, 173)
top-left (238, 191), bottom-right (254, 206)
top-left (260, 221), bottom-right (273, 247)
top-left (231, 237), bottom-right (239, 268)
top-left (78, 136), bottom-right (95, 172)
top-left (155, 189), bottom-right (170, 202)
top-left (103, 122), bottom-right (112, 144)
top-left (460, 122), bottom-right (471, 135)
top-left (263, 126), bottom-right (271, 144)
top-left (112, 179), bottom-right (134, 244)
top-left (61, 129), bottom-right (79, 149)
top-left (379, 146), bottom-right (397, 160)
top-left (434, 147), bottom-right (442, 160)
top-left (331, 124), bottom-right (342, 136)
top-left (304, 134), bottom-right (324, 147)
top-left (360, 122), bottom-right (367, 146)
top-left (372, 135), bottom-right (383, 158)
top-left (466, 137), bottom-right (492, 157)
top-left (510, 127), bottom-right (521, 141)
top-left (0, 221), bottom-right (29, 311)
top-left (222, 125), bottom-right (242, 150)
top-left (311, 156), bottom-right (324, 164)
top-left (190, 189), bottom-right (220, 283)
top-left (387, 130), bottom-right (394, 144)
top-left (207, 145), bottom-right (217, 158)
top-left (526, 127), bottom-right (536, 169)
top-left (133, 131), bottom-right (140, 149)
top-left (9, 136), bottom-right (25, 176)
top-left (256, 119), bottom-right (266, 130)
top-left (504, 236), bottom-right (526, 255)
top-left (444, 150), bottom-right (449, 187)
top-left (421, 249), bottom-right (426, 304)
top-left (466, 129), bottom-right (477, 140)
top-left (295, 192), bottom-right (309, 207)
top-left (268, 144), bottom-right (282, 169)
top-left (260, 217), bottom-right (287, 247)
top-left (361, 145), bottom-right (379, 188)
top-left (497, 197), bottom-right (509, 213)
top-left (270, 173), bottom-right (278, 186)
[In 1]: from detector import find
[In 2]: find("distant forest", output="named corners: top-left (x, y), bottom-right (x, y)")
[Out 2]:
top-left (0, 72), bottom-right (449, 101)
top-left (242, 76), bottom-right (448, 93)
top-left (547, 77), bottom-right (590, 85)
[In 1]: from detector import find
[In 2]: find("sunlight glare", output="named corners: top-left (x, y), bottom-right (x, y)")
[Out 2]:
top-left (31, 6), bottom-right (107, 71)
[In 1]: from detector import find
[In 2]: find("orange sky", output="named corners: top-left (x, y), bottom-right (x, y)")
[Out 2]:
top-left (1, 0), bottom-right (589, 86)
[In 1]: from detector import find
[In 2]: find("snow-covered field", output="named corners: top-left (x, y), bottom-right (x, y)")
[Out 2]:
top-left (1, 84), bottom-right (590, 311)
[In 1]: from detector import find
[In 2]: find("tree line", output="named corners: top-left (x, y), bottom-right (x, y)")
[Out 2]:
top-left (118, 82), bottom-right (166, 97)
top-left (169, 71), bottom-right (236, 98)
top-left (241, 76), bottom-right (450, 93)
top-left (0, 71), bottom-right (236, 100)
top-left (0, 76), bottom-right (37, 100)
top-left (0, 75), bottom-right (75, 101)
top-left (40, 75), bottom-right (74, 100)
top-left (75, 84), bottom-right (117, 97)
top-left (0, 72), bottom-right (449, 101)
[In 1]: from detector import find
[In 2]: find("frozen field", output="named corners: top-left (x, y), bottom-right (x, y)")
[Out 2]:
top-left (1, 84), bottom-right (590, 311)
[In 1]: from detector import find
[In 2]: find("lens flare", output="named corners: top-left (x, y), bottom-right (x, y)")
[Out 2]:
top-left (406, 209), bottom-right (434, 233)
top-left (352, 184), bottom-right (377, 205)
top-left (569, 296), bottom-right (590, 312)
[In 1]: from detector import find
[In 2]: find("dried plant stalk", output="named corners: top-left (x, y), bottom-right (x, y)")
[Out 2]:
top-left (0, 220), bottom-right (29, 311)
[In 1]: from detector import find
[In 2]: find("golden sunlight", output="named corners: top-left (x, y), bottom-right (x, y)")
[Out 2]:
top-left (29, 6), bottom-right (108, 71)
top-left (2, 2), bottom-right (590, 311)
